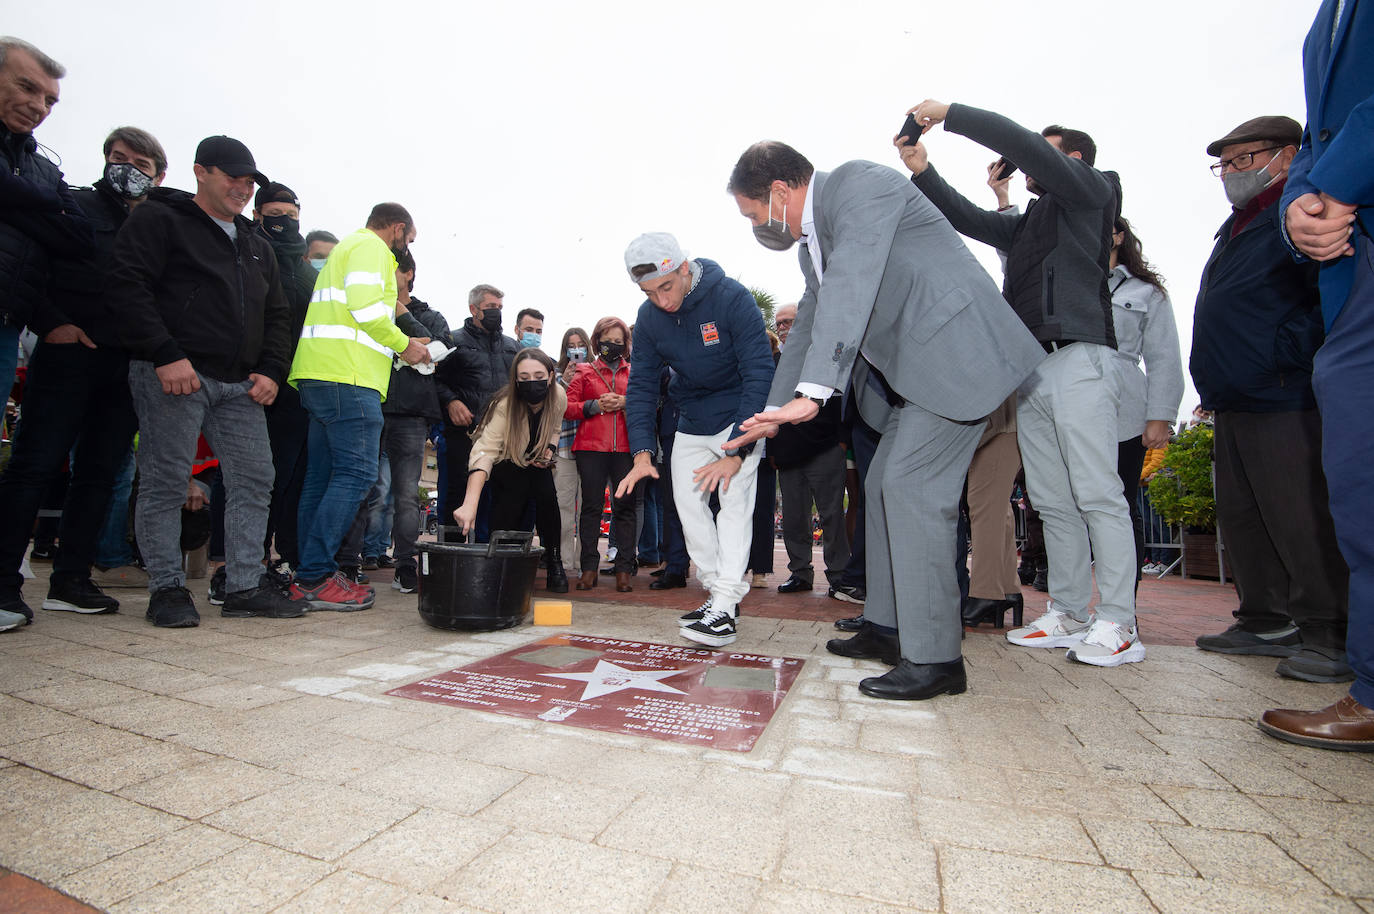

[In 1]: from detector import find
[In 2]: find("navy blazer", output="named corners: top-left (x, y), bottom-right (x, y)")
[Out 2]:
top-left (1282, 0), bottom-right (1374, 327)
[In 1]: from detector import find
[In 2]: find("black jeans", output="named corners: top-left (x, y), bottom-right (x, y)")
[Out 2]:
top-left (0, 343), bottom-right (138, 595)
top-left (489, 461), bottom-right (562, 550)
top-left (750, 460), bottom-right (776, 573)
top-left (264, 383), bottom-right (310, 565)
top-left (575, 450), bottom-right (636, 572)
top-left (1117, 437), bottom-right (1146, 586)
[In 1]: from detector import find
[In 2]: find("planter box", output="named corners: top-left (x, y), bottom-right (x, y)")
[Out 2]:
top-left (1182, 532), bottom-right (1227, 581)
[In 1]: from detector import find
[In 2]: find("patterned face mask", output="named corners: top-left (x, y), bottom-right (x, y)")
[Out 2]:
top-left (104, 161), bottom-right (156, 199)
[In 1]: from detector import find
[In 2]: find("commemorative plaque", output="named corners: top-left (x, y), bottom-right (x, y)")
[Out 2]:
top-left (387, 633), bottom-right (805, 751)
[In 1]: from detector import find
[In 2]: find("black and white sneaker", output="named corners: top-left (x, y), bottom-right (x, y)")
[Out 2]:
top-left (391, 566), bottom-right (418, 593)
top-left (42, 578), bottom-right (120, 614)
top-left (208, 566), bottom-right (226, 605)
top-left (681, 605), bottom-right (737, 647)
top-left (678, 597), bottom-right (713, 627)
top-left (828, 583), bottom-right (866, 605)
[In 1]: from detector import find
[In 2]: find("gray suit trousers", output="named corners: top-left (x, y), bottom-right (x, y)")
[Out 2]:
top-left (778, 443), bottom-right (850, 585)
top-left (863, 399), bottom-right (985, 664)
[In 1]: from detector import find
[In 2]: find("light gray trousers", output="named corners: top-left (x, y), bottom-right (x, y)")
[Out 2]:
top-left (1015, 343), bottom-right (1136, 626)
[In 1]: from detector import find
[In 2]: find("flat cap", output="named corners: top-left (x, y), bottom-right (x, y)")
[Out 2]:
top-left (1207, 116), bottom-right (1303, 157)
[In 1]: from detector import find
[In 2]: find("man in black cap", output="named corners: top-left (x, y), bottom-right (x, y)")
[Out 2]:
top-left (111, 135), bottom-right (299, 628)
top-left (1189, 115), bottom-right (1350, 682)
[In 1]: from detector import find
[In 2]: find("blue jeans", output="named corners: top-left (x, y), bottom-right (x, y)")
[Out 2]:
top-left (363, 450), bottom-right (394, 557)
top-left (637, 477), bottom-right (663, 563)
top-left (94, 445), bottom-right (137, 568)
top-left (296, 380), bottom-right (384, 582)
top-left (1313, 232), bottom-right (1374, 708)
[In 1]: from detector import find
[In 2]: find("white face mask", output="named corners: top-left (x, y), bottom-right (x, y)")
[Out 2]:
top-left (1222, 150), bottom-right (1282, 208)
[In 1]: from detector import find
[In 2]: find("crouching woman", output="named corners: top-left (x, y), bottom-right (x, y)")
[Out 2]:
top-left (452, 349), bottom-right (569, 592)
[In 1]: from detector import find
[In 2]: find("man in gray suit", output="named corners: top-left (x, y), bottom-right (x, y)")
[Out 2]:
top-left (725, 141), bottom-right (1044, 701)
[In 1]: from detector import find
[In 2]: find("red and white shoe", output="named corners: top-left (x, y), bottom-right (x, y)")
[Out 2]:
top-left (289, 575), bottom-right (373, 612)
top-left (1066, 620), bottom-right (1146, 667)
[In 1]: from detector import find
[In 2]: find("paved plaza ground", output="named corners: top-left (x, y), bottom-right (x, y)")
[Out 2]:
top-left (0, 548), bottom-right (1371, 913)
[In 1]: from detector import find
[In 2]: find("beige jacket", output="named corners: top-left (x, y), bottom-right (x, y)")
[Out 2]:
top-left (469, 385), bottom-right (567, 475)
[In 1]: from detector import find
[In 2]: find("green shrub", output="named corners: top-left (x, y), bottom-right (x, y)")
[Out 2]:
top-left (1147, 424), bottom-right (1216, 532)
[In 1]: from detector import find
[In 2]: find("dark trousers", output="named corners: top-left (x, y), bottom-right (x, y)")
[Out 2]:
top-left (779, 444), bottom-right (851, 586)
top-left (750, 461), bottom-right (776, 573)
top-left (264, 384), bottom-right (309, 565)
top-left (1018, 468), bottom-right (1047, 573)
top-left (1118, 436), bottom-right (1146, 586)
top-left (637, 475), bottom-right (663, 564)
top-left (657, 439), bottom-right (689, 575)
top-left (1313, 231), bottom-right (1374, 705)
top-left (443, 423), bottom-right (492, 542)
top-left (0, 344), bottom-right (138, 595)
top-left (839, 415), bottom-right (879, 589)
top-left (490, 461), bottom-right (561, 549)
top-left (576, 450), bottom-right (636, 572)
top-left (1213, 409), bottom-right (1348, 650)
top-left (383, 416), bottom-right (429, 572)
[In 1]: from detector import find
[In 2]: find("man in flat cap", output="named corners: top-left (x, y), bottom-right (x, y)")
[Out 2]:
top-left (1189, 115), bottom-right (1350, 682)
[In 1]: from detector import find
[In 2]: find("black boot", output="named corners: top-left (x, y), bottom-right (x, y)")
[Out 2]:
top-left (1006, 592), bottom-right (1024, 628)
top-left (546, 548), bottom-right (569, 593)
top-left (961, 597), bottom-right (1012, 628)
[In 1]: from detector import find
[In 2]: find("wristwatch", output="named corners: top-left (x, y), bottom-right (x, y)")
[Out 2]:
top-left (793, 391), bottom-right (826, 408)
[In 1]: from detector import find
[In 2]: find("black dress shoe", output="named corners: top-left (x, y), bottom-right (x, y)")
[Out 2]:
top-left (649, 572), bottom-right (687, 590)
top-left (833, 614), bottom-right (864, 632)
top-left (859, 658), bottom-right (966, 701)
top-left (961, 596), bottom-right (1013, 628)
top-left (825, 622), bottom-right (900, 665)
top-left (777, 575), bottom-right (813, 594)
top-left (650, 567), bottom-right (667, 577)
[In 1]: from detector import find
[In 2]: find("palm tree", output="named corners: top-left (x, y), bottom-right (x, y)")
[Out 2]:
top-left (749, 286), bottom-right (776, 330)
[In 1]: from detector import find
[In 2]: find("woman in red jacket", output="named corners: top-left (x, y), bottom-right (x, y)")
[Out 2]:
top-left (565, 317), bottom-right (637, 592)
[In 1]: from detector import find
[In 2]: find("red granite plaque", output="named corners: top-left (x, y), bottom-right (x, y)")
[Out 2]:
top-left (387, 633), bottom-right (806, 751)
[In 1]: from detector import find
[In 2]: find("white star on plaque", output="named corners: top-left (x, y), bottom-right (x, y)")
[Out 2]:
top-left (540, 659), bottom-right (689, 701)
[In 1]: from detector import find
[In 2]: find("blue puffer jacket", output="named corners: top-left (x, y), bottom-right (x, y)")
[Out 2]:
top-left (0, 126), bottom-right (93, 329)
top-left (1189, 189), bottom-right (1323, 413)
top-left (625, 258), bottom-right (774, 456)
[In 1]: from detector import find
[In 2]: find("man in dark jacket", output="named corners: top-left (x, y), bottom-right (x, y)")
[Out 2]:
top-left (1190, 116), bottom-right (1349, 682)
top-left (0, 126), bottom-right (162, 626)
top-left (434, 283), bottom-right (519, 534)
top-left (253, 182), bottom-right (317, 579)
top-left (902, 101), bottom-right (1140, 667)
top-left (616, 233), bottom-right (775, 647)
top-left (380, 252), bottom-right (449, 592)
top-left (0, 37), bottom-right (91, 417)
top-left (110, 135), bottom-right (297, 628)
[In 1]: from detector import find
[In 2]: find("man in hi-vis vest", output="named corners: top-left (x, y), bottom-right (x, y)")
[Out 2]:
top-left (286, 202), bottom-right (431, 612)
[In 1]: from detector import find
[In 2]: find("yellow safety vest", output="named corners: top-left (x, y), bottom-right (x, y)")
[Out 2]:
top-left (288, 228), bottom-right (410, 399)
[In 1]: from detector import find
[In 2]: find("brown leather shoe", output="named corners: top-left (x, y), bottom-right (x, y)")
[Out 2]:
top-left (575, 571), bottom-right (597, 591)
top-left (1258, 694), bottom-right (1374, 752)
top-left (615, 571), bottom-right (633, 593)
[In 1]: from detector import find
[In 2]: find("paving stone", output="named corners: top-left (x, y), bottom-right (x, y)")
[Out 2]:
top-left (1273, 835), bottom-right (1374, 897)
top-left (776, 820), bottom-right (940, 909)
top-left (110, 841), bottom-right (330, 914)
top-left (1134, 873), bottom-right (1363, 914)
top-left (344, 752), bottom-right (525, 816)
top-left (340, 807), bottom-right (507, 892)
top-left (55, 823), bottom-right (246, 908)
top-left (1079, 817), bottom-right (1196, 875)
top-left (437, 831), bottom-right (672, 914)
top-left (780, 744), bottom-right (918, 790)
top-left (1155, 823), bottom-right (1329, 890)
top-left (751, 883), bottom-right (930, 913)
top-left (272, 868), bottom-right (408, 913)
top-left (599, 792), bottom-right (787, 878)
top-left (204, 780), bottom-right (415, 861)
top-left (648, 863), bottom-right (762, 913)
top-left (118, 756), bottom-right (296, 819)
top-left (916, 795), bottom-right (1101, 864)
top-left (1154, 784), bottom-right (1298, 834)
top-left (938, 845), bottom-right (1154, 913)
top-left (475, 773), bottom-right (634, 841)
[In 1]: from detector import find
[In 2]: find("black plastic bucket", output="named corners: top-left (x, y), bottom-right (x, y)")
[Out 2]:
top-left (417, 529), bottom-right (544, 631)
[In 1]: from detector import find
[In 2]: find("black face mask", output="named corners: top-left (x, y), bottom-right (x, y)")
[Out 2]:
top-left (480, 308), bottom-right (502, 332)
top-left (517, 379), bottom-right (549, 404)
top-left (599, 341), bottom-right (626, 362)
top-left (261, 213), bottom-right (301, 241)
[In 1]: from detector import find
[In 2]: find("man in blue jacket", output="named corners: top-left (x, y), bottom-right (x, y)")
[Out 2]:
top-left (616, 233), bottom-right (774, 647)
top-left (1262, 0), bottom-right (1374, 752)
top-left (1190, 115), bottom-right (1348, 683)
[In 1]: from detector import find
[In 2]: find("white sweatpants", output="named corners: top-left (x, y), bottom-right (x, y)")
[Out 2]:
top-left (670, 426), bottom-right (762, 613)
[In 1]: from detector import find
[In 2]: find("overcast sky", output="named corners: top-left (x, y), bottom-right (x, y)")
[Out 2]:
top-left (13, 0), bottom-right (1318, 423)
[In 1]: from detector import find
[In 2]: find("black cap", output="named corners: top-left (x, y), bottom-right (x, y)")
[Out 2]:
top-left (194, 135), bottom-right (268, 185)
top-left (254, 181), bottom-right (299, 211)
top-left (1206, 116), bottom-right (1303, 157)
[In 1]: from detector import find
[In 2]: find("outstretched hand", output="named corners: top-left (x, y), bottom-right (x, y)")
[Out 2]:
top-left (724, 398), bottom-right (819, 451)
top-left (614, 458), bottom-right (659, 499)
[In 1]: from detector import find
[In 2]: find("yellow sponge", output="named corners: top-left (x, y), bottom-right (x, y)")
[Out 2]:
top-left (532, 599), bottom-right (572, 626)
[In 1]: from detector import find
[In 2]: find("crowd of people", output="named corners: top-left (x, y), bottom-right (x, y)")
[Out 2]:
top-left (1, 1), bottom-right (1369, 753)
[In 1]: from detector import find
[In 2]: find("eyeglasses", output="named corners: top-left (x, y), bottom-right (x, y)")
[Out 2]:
top-left (1209, 147), bottom-right (1282, 176)
top-left (775, 318), bottom-right (795, 328)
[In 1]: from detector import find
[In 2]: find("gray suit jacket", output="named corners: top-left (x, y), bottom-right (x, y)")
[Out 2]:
top-left (769, 161), bottom-right (1044, 425)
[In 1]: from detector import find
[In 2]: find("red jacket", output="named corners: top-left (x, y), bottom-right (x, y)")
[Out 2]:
top-left (564, 358), bottom-right (630, 453)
